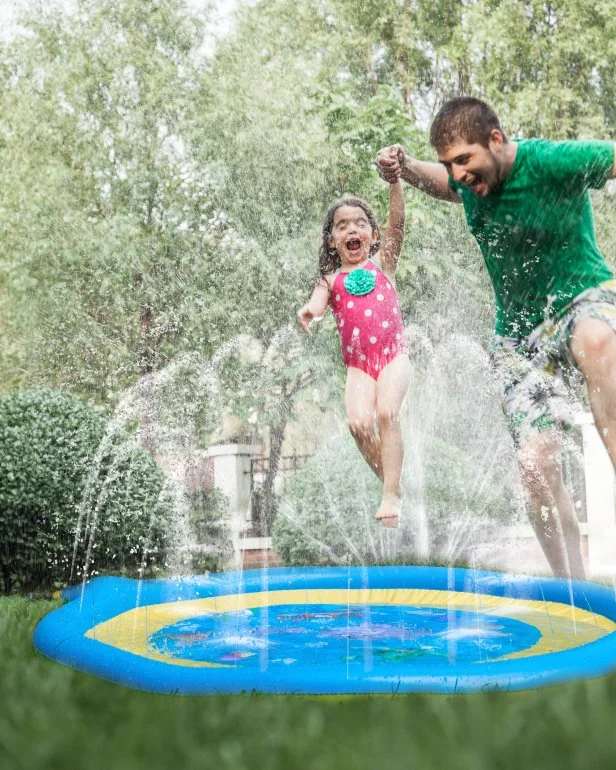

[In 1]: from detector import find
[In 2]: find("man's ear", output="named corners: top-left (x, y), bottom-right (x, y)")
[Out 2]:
top-left (489, 129), bottom-right (504, 152)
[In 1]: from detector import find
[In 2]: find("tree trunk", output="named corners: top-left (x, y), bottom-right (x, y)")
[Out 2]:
top-left (138, 302), bottom-right (156, 376)
top-left (261, 412), bottom-right (289, 533)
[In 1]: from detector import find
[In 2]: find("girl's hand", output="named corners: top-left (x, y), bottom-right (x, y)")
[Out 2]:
top-left (375, 145), bottom-right (406, 183)
top-left (298, 280), bottom-right (329, 333)
top-left (297, 305), bottom-right (316, 335)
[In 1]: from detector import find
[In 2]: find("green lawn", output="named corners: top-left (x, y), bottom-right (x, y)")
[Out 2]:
top-left (2, 596), bottom-right (616, 770)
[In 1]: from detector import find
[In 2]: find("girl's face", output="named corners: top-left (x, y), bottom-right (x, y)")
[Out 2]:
top-left (328, 205), bottom-right (378, 268)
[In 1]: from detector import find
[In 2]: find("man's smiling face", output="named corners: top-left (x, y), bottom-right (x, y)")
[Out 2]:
top-left (438, 132), bottom-right (505, 197)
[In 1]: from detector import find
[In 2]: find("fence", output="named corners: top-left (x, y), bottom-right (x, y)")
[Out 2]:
top-left (247, 454), bottom-right (312, 535)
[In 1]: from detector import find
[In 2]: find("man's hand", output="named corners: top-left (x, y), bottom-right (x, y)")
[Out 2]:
top-left (375, 145), bottom-right (406, 183)
top-left (376, 144), bottom-right (460, 202)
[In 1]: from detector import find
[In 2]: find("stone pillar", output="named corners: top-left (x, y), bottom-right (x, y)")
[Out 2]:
top-left (206, 443), bottom-right (257, 567)
top-left (578, 413), bottom-right (616, 577)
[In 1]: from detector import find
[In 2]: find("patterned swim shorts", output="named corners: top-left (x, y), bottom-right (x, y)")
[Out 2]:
top-left (490, 280), bottom-right (616, 448)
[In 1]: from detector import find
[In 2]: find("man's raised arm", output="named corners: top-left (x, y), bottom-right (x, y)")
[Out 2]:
top-left (375, 145), bottom-right (460, 203)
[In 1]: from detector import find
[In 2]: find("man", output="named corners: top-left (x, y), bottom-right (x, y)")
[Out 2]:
top-left (376, 96), bottom-right (616, 579)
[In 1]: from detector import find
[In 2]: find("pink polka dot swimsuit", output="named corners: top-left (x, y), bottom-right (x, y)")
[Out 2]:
top-left (330, 259), bottom-right (409, 380)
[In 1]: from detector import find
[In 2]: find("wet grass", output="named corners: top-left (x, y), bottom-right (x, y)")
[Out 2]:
top-left (2, 596), bottom-right (616, 770)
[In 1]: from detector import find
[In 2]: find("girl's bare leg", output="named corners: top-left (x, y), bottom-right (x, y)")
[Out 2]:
top-left (375, 355), bottom-right (412, 527)
top-left (345, 367), bottom-right (382, 481)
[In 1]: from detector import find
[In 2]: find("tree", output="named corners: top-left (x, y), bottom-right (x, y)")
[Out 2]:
top-left (0, 0), bottom-right (227, 397)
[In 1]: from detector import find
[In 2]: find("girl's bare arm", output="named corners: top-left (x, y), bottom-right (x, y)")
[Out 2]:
top-left (376, 145), bottom-right (461, 202)
top-left (378, 180), bottom-right (405, 275)
top-left (297, 278), bottom-right (330, 334)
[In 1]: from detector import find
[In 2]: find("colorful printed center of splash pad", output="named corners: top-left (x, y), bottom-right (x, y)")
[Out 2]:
top-left (33, 567), bottom-right (616, 694)
top-left (148, 603), bottom-right (540, 667)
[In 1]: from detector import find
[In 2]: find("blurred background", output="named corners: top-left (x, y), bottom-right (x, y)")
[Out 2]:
top-left (1, 0), bottom-right (615, 592)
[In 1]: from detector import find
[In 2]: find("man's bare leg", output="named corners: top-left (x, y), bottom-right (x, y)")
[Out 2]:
top-left (518, 431), bottom-right (586, 579)
top-left (570, 318), bottom-right (616, 465)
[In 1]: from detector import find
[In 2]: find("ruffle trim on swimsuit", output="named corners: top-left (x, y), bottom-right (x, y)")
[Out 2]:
top-left (343, 268), bottom-right (376, 296)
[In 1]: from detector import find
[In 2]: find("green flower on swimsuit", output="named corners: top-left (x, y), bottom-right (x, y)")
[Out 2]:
top-left (344, 268), bottom-right (376, 296)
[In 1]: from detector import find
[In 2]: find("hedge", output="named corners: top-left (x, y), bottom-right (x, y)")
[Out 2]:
top-left (0, 389), bottom-right (176, 593)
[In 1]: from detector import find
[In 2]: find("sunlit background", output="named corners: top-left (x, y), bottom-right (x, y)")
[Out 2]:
top-left (1, 0), bottom-right (615, 594)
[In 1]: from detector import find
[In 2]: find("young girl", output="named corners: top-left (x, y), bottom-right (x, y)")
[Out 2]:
top-left (297, 173), bottom-right (411, 527)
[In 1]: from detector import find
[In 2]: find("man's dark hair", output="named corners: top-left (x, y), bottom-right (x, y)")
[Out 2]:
top-left (430, 97), bottom-right (507, 150)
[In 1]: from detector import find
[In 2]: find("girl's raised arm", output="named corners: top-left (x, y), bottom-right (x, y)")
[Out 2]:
top-left (379, 180), bottom-right (405, 276)
top-left (376, 144), bottom-right (460, 202)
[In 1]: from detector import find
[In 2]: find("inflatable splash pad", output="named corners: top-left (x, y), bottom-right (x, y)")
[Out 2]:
top-left (33, 566), bottom-right (616, 694)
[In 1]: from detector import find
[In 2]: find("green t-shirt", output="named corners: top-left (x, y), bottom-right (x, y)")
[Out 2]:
top-left (449, 138), bottom-right (615, 338)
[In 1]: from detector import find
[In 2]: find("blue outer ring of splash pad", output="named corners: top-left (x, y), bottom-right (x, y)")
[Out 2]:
top-left (33, 566), bottom-right (616, 695)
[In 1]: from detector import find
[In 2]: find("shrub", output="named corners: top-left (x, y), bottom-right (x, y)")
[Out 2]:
top-left (408, 437), bottom-right (514, 559)
top-left (272, 433), bottom-right (514, 567)
top-left (188, 486), bottom-right (232, 573)
top-left (272, 434), bottom-right (392, 566)
top-left (0, 389), bottom-right (175, 593)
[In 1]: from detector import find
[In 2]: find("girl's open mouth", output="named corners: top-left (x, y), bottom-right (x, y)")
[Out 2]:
top-left (346, 238), bottom-right (361, 252)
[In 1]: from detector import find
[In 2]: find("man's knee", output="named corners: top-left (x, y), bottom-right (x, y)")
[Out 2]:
top-left (518, 432), bottom-right (562, 493)
top-left (570, 318), bottom-right (616, 369)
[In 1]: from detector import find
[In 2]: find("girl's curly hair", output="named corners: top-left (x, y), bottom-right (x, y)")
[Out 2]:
top-left (318, 196), bottom-right (380, 277)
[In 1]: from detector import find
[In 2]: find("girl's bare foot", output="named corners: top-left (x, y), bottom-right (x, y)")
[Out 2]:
top-left (375, 494), bottom-right (402, 528)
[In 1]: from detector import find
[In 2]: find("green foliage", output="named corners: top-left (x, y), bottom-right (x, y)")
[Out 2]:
top-left (0, 388), bottom-right (174, 593)
top-left (188, 486), bottom-right (232, 573)
top-left (2, 0), bottom-right (615, 403)
top-left (461, 0), bottom-right (616, 138)
top-left (415, 437), bottom-right (514, 553)
top-left (272, 433), bottom-right (382, 566)
top-left (272, 431), bottom-right (513, 566)
top-left (0, 0), bottom-right (223, 395)
top-left (318, 0), bottom-right (616, 139)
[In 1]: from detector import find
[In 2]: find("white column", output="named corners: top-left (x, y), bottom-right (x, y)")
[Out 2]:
top-left (206, 443), bottom-right (258, 567)
top-left (578, 413), bottom-right (616, 577)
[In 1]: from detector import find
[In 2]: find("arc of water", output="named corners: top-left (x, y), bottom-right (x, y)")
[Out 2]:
top-left (73, 351), bottom-right (224, 585)
top-left (276, 500), bottom-right (342, 564)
